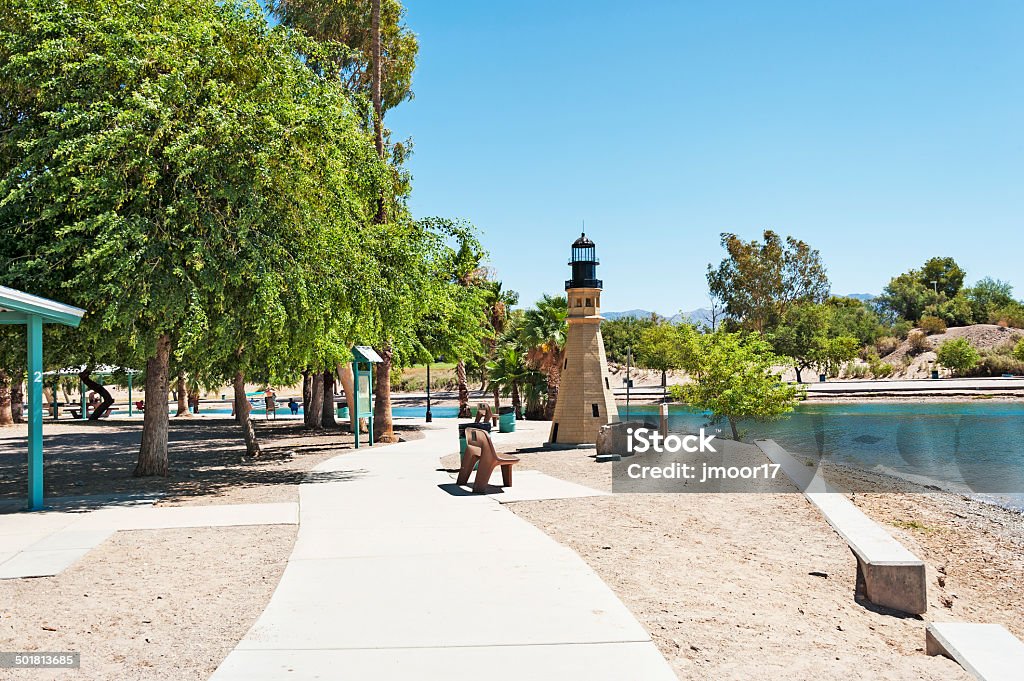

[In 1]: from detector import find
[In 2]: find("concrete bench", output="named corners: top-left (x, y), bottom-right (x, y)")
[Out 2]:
top-left (755, 439), bottom-right (927, 614)
top-left (926, 622), bottom-right (1024, 681)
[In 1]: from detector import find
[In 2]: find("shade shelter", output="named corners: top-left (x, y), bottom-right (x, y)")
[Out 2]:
top-left (44, 365), bottom-right (140, 419)
top-left (0, 286), bottom-right (85, 510)
top-left (351, 346), bottom-right (382, 449)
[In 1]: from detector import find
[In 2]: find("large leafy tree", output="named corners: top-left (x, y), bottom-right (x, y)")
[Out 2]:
top-left (636, 322), bottom-right (684, 389)
top-left (671, 327), bottom-right (804, 441)
top-left (0, 0), bottom-right (387, 473)
top-left (707, 231), bottom-right (830, 333)
top-left (601, 314), bottom-right (658, 364)
top-left (770, 303), bottom-right (860, 383)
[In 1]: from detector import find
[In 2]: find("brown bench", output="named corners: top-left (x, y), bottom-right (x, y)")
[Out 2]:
top-left (458, 427), bottom-right (520, 493)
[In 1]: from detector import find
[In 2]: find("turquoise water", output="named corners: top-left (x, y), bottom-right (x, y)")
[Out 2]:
top-left (622, 402), bottom-right (1024, 506)
top-left (199, 405), bottom-right (460, 419)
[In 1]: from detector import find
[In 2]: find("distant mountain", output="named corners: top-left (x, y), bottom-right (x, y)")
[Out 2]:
top-left (603, 309), bottom-right (659, 321)
top-left (839, 293), bottom-right (876, 302)
top-left (604, 308), bottom-right (716, 326)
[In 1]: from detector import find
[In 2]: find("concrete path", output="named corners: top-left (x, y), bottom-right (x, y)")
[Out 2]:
top-left (0, 501), bottom-right (297, 579)
top-left (211, 420), bottom-right (676, 681)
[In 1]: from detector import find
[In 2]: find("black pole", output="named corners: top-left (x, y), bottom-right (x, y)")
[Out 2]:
top-left (425, 362), bottom-right (433, 422)
top-left (625, 346), bottom-right (631, 421)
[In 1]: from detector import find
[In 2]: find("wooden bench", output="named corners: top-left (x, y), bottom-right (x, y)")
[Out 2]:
top-left (458, 427), bottom-right (519, 494)
top-left (926, 622), bottom-right (1024, 681)
top-left (756, 439), bottom-right (928, 614)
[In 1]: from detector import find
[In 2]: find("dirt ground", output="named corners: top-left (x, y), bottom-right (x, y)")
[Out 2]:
top-left (440, 428), bottom-right (1019, 680)
top-left (0, 525), bottom-right (294, 681)
top-left (0, 416), bottom-right (422, 508)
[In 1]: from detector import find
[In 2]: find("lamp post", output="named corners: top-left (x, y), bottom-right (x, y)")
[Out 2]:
top-left (931, 281), bottom-right (939, 296)
top-left (425, 362), bottom-right (432, 423)
top-left (625, 346), bottom-right (632, 421)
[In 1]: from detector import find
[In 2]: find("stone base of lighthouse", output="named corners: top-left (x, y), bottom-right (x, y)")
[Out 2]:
top-left (548, 307), bottom-right (618, 444)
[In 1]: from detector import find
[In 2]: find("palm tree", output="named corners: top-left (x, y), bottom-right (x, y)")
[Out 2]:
top-left (482, 281), bottom-right (519, 410)
top-left (486, 346), bottom-right (527, 419)
top-left (519, 294), bottom-right (568, 419)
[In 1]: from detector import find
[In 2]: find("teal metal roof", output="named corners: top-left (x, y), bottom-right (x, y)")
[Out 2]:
top-left (0, 285), bottom-right (85, 327)
top-left (352, 346), bottom-right (383, 363)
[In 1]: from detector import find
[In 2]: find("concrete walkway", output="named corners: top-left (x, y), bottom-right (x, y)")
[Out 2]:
top-left (211, 420), bottom-right (676, 680)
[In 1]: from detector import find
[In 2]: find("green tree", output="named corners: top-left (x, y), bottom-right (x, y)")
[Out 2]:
top-left (486, 346), bottom-right (528, 419)
top-left (670, 328), bottom-right (803, 441)
top-left (965, 278), bottom-right (1015, 324)
top-left (770, 303), bottom-right (859, 383)
top-left (0, 0), bottom-right (388, 473)
top-left (920, 257), bottom-right (966, 298)
top-left (519, 295), bottom-right (568, 419)
top-left (877, 272), bottom-right (931, 322)
top-left (636, 322), bottom-right (683, 389)
top-left (936, 338), bottom-right (980, 377)
top-left (827, 296), bottom-right (882, 346)
top-left (707, 230), bottom-right (830, 333)
top-left (601, 315), bottom-right (657, 364)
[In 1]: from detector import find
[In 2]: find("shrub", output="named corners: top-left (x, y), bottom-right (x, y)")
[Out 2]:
top-left (1015, 338), bottom-right (1024, 362)
top-left (891, 320), bottom-right (913, 339)
top-left (868, 357), bottom-right (896, 378)
top-left (919, 315), bottom-right (947, 335)
top-left (968, 351), bottom-right (1024, 377)
top-left (936, 338), bottom-right (981, 377)
top-left (844, 362), bottom-right (869, 379)
top-left (875, 336), bottom-right (900, 357)
top-left (992, 302), bottom-right (1024, 329)
top-left (907, 330), bottom-right (931, 355)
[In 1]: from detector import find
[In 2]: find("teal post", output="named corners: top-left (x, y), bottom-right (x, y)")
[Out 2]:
top-left (352, 360), bottom-right (360, 449)
top-left (368, 364), bottom-right (374, 447)
top-left (26, 315), bottom-right (44, 510)
top-left (128, 373), bottom-right (133, 417)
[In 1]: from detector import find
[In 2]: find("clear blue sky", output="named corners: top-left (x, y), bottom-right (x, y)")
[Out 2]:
top-left (385, 1), bottom-right (1023, 315)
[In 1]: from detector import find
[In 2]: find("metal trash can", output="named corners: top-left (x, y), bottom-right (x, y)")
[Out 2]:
top-left (498, 406), bottom-right (515, 433)
top-left (459, 422), bottom-right (491, 464)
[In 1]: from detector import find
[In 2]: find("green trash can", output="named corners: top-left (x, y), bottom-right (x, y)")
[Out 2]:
top-left (498, 406), bottom-right (515, 433)
top-left (338, 405), bottom-right (349, 419)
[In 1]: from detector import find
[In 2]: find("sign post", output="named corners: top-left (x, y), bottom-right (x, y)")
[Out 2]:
top-left (351, 346), bottom-right (383, 448)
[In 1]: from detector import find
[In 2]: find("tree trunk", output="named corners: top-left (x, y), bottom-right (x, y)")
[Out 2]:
top-left (301, 370), bottom-right (311, 415)
top-left (794, 366), bottom-right (803, 384)
top-left (0, 369), bottom-right (12, 426)
top-left (729, 417), bottom-right (740, 441)
top-left (233, 371), bottom-right (261, 457)
top-left (322, 369), bottom-right (337, 428)
top-left (188, 387), bottom-right (200, 413)
top-left (135, 334), bottom-right (171, 477)
top-left (544, 356), bottom-right (561, 420)
top-left (336, 362), bottom-right (363, 433)
top-left (456, 360), bottom-right (470, 418)
top-left (511, 381), bottom-right (522, 420)
top-left (175, 372), bottom-right (190, 416)
top-left (305, 371), bottom-right (324, 429)
top-left (80, 368), bottom-right (114, 420)
top-left (11, 379), bottom-right (24, 423)
top-left (373, 344), bottom-right (397, 442)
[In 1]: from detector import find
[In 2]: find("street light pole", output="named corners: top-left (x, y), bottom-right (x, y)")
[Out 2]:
top-left (425, 362), bottom-right (432, 422)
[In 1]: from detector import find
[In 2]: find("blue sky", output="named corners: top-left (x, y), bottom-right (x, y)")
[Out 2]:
top-left (384, 1), bottom-right (1023, 315)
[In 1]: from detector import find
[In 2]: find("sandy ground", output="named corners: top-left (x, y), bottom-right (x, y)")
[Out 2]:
top-left (0, 417), bottom-right (418, 680)
top-left (0, 416), bottom-right (422, 508)
top-left (442, 423), bottom-right (987, 680)
top-left (0, 525), bottom-right (294, 680)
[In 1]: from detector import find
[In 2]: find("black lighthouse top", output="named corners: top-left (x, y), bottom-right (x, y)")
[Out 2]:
top-left (566, 233), bottom-right (602, 290)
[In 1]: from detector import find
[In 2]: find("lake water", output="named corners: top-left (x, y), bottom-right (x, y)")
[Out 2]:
top-left (622, 402), bottom-right (1024, 510)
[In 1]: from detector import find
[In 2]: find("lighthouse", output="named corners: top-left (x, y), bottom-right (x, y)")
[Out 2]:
top-left (548, 233), bottom-right (619, 445)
